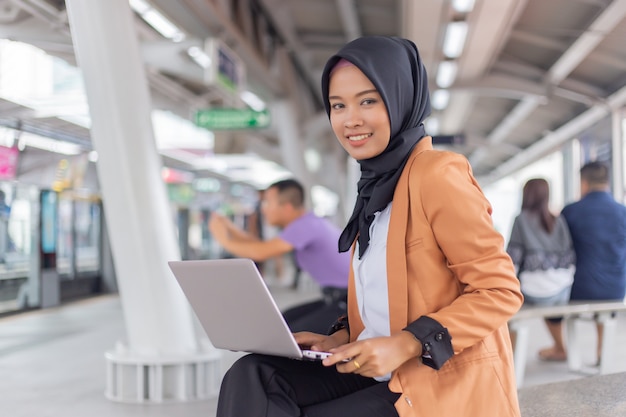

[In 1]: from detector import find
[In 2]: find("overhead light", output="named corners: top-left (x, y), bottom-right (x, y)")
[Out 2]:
top-left (187, 46), bottom-right (212, 69)
top-left (0, 127), bottom-right (81, 155)
top-left (304, 148), bottom-right (321, 172)
top-left (142, 10), bottom-right (185, 42)
top-left (21, 132), bottom-right (82, 155)
top-left (17, 135), bottom-right (26, 151)
top-left (152, 109), bottom-right (214, 150)
top-left (443, 21), bottom-right (468, 58)
top-left (240, 90), bottom-right (266, 111)
top-left (0, 126), bottom-right (16, 148)
top-left (452, 0), bottom-right (475, 13)
top-left (191, 154), bottom-right (229, 173)
top-left (311, 185), bottom-right (339, 218)
top-left (426, 117), bottom-right (440, 135)
top-left (219, 157), bottom-right (292, 189)
top-left (436, 61), bottom-right (458, 88)
top-left (432, 90), bottom-right (450, 110)
top-left (128, 0), bottom-right (150, 14)
top-left (129, 0), bottom-right (186, 42)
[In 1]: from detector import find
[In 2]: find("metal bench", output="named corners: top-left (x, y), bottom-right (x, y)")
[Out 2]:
top-left (508, 299), bottom-right (626, 387)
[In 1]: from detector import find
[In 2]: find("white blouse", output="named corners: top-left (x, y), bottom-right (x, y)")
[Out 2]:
top-left (353, 203), bottom-right (392, 381)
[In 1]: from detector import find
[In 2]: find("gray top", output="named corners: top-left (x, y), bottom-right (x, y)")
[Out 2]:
top-left (507, 212), bottom-right (575, 273)
top-left (518, 372), bottom-right (626, 416)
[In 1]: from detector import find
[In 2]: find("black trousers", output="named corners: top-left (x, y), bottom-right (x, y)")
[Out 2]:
top-left (216, 354), bottom-right (400, 417)
top-left (282, 287), bottom-right (348, 334)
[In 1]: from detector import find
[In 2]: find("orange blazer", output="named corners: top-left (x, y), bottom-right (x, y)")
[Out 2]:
top-left (346, 137), bottom-right (523, 417)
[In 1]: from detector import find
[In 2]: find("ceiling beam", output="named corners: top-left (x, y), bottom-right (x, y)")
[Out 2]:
top-left (400, 0), bottom-right (445, 76)
top-left (149, 0), bottom-right (213, 38)
top-left (440, 0), bottom-right (527, 135)
top-left (469, 0), bottom-right (626, 172)
top-left (509, 29), bottom-right (568, 52)
top-left (455, 73), bottom-right (606, 107)
top-left (0, 1), bottom-right (26, 23)
top-left (546, 0), bottom-right (626, 84)
top-left (257, 0), bottom-right (324, 106)
top-left (469, 97), bottom-right (541, 166)
top-left (478, 83), bottom-right (626, 185)
top-left (336, 0), bottom-right (361, 41)
top-left (181, 0), bottom-right (284, 97)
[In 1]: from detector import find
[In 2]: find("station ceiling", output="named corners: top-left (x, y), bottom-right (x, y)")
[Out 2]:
top-left (1, 0), bottom-right (625, 189)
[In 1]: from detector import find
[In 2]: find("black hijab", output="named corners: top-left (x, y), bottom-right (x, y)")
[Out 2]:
top-left (321, 36), bottom-right (431, 258)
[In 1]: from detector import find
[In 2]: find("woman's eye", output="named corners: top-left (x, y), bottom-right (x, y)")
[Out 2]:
top-left (331, 103), bottom-right (344, 110)
top-left (361, 98), bottom-right (377, 105)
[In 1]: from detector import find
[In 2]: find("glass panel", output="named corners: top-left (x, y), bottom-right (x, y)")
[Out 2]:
top-left (0, 183), bottom-right (35, 313)
top-left (187, 208), bottom-right (220, 260)
top-left (75, 199), bottom-right (100, 273)
top-left (56, 192), bottom-right (74, 278)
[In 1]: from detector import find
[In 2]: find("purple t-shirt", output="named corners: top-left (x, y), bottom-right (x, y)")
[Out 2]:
top-left (279, 212), bottom-right (349, 288)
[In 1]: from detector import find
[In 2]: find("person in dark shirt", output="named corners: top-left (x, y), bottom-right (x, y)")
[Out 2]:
top-left (560, 161), bottom-right (626, 364)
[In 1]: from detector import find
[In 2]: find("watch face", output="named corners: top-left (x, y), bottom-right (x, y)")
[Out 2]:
top-left (329, 316), bottom-right (349, 335)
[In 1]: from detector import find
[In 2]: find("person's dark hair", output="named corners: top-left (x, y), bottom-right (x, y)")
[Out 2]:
top-left (268, 179), bottom-right (305, 208)
top-left (580, 161), bottom-right (609, 186)
top-left (521, 178), bottom-right (556, 233)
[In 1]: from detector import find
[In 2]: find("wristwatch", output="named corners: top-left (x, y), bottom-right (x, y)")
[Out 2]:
top-left (328, 314), bottom-right (350, 336)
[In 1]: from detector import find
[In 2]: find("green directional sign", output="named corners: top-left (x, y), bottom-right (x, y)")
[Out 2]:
top-left (194, 108), bottom-right (271, 130)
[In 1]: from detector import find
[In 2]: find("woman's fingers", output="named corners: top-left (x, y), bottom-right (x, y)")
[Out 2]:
top-left (322, 344), bottom-right (359, 367)
top-left (334, 356), bottom-right (363, 374)
top-left (327, 335), bottom-right (418, 377)
top-left (293, 331), bottom-right (325, 347)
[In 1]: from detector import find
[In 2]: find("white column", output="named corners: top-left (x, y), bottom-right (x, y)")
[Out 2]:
top-left (270, 45), bottom-right (315, 199)
top-left (562, 140), bottom-right (579, 203)
top-left (612, 108), bottom-right (625, 203)
top-left (66, 0), bottom-right (222, 402)
top-left (64, 0), bottom-right (197, 355)
top-left (271, 100), bottom-right (313, 193)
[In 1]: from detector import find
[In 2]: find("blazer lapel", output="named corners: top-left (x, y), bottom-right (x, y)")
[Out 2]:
top-left (387, 138), bottom-right (432, 333)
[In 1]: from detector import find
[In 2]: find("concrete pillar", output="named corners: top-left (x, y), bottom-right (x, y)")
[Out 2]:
top-left (562, 140), bottom-right (580, 203)
top-left (612, 108), bottom-right (625, 203)
top-left (271, 45), bottom-right (315, 199)
top-left (271, 99), bottom-right (313, 195)
top-left (65, 0), bottom-right (220, 403)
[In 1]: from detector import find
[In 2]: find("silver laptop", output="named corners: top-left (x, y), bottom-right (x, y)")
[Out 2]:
top-left (168, 258), bottom-right (333, 361)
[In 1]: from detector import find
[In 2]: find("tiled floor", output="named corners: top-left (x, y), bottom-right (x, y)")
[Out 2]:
top-left (1, 286), bottom-right (625, 417)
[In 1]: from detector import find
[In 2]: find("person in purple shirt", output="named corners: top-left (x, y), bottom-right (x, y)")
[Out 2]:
top-left (209, 178), bottom-right (350, 334)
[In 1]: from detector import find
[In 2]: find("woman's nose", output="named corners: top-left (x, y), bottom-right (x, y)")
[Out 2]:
top-left (344, 109), bottom-right (363, 128)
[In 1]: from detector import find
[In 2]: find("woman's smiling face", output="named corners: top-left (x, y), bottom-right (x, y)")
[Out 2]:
top-left (328, 64), bottom-right (391, 161)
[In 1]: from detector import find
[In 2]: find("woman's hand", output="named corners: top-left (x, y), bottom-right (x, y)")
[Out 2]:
top-left (323, 331), bottom-right (422, 378)
top-left (293, 329), bottom-right (349, 352)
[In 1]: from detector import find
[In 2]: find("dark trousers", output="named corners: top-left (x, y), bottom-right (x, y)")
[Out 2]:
top-left (282, 287), bottom-right (348, 334)
top-left (216, 354), bottom-right (400, 417)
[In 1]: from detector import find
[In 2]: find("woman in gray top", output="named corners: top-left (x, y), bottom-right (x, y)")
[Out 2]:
top-left (507, 178), bottom-right (575, 361)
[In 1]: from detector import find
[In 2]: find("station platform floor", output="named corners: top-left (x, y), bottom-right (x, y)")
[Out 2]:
top-left (2, 280), bottom-right (625, 417)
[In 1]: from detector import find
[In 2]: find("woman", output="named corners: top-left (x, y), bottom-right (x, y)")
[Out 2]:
top-left (507, 178), bottom-right (575, 361)
top-left (216, 36), bottom-right (523, 417)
